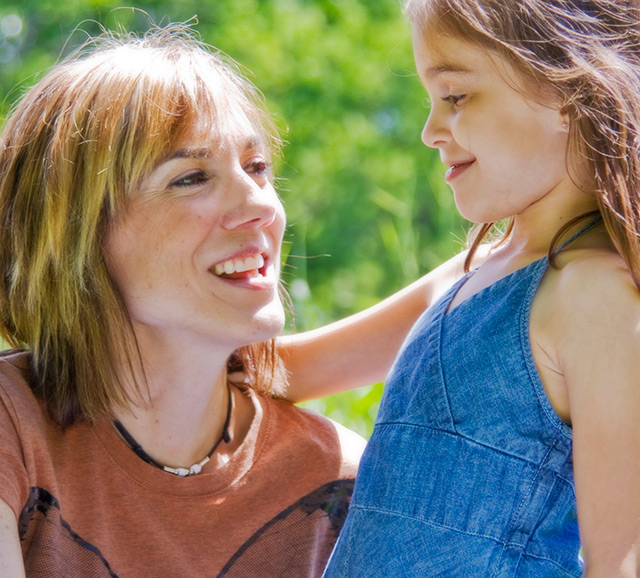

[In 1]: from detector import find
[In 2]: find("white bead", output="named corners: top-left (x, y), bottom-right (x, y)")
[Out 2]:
top-left (189, 464), bottom-right (202, 475)
top-left (176, 468), bottom-right (190, 477)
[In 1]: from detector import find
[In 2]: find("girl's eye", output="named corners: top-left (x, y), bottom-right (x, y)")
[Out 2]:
top-left (442, 94), bottom-right (467, 107)
top-left (170, 170), bottom-right (209, 188)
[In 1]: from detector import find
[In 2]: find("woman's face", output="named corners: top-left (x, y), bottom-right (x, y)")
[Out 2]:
top-left (413, 27), bottom-right (572, 223)
top-left (104, 114), bottom-right (286, 354)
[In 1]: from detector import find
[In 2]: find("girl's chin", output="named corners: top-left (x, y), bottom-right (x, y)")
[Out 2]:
top-left (455, 200), bottom-right (512, 225)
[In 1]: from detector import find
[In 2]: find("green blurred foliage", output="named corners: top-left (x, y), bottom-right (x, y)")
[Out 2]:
top-left (0, 0), bottom-right (467, 438)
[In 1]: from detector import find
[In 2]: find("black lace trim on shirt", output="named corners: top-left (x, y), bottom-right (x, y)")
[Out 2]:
top-left (218, 478), bottom-right (356, 577)
top-left (19, 487), bottom-right (120, 578)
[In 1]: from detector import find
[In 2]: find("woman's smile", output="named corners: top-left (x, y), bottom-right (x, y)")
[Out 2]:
top-left (210, 247), bottom-right (279, 289)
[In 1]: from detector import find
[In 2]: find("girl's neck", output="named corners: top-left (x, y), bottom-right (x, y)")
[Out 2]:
top-left (505, 185), bottom-right (600, 257)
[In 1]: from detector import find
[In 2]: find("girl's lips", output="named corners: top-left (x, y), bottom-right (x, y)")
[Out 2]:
top-left (445, 160), bottom-right (475, 183)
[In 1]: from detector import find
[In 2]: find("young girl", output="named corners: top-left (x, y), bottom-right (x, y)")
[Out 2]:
top-left (309, 0), bottom-right (640, 575)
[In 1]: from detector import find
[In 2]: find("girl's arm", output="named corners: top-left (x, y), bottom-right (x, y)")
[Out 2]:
top-left (0, 498), bottom-right (25, 577)
top-left (279, 251), bottom-right (470, 402)
top-left (555, 254), bottom-right (640, 577)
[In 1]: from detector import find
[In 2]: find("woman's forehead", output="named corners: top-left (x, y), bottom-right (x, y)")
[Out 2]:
top-left (152, 115), bottom-right (267, 173)
top-left (174, 111), bottom-right (265, 150)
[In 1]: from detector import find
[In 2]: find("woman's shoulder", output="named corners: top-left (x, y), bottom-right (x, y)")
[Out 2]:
top-left (0, 349), bottom-right (41, 415)
top-left (529, 246), bottom-right (640, 425)
top-left (0, 350), bottom-right (46, 523)
top-left (0, 348), bottom-right (32, 375)
top-left (257, 394), bottom-right (366, 472)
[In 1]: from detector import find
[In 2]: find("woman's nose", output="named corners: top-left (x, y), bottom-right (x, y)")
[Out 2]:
top-left (220, 172), bottom-right (282, 231)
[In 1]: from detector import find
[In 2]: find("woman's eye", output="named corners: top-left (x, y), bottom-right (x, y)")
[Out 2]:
top-left (442, 94), bottom-right (467, 107)
top-left (246, 159), bottom-right (272, 178)
top-left (170, 170), bottom-right (209, 188)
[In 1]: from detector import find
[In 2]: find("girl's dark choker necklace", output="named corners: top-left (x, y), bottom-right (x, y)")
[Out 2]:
top-left (113, 386), bottom-right (233, 477)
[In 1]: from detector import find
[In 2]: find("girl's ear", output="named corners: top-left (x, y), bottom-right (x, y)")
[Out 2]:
top-left (559, 103), bottom-right (572, 133)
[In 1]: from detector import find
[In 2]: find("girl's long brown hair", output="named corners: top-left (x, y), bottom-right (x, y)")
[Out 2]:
top-left (0, 25), bottom-right (286, 427)
top-left (404, 0), bottom-right (640, 283)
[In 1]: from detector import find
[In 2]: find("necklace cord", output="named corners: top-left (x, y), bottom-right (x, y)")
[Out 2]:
top-left (113, 383), bottom-right (233, 477)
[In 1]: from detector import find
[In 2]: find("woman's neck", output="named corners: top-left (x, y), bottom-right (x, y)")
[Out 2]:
top-left (111, 333), bottom-right (243, 471)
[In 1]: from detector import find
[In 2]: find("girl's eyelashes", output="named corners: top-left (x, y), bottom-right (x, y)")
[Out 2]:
top-left (442, 94), bottom-right (467, 107)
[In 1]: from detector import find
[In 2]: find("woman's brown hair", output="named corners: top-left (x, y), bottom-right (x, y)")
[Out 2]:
top-left (0, 24), bottom-right (286, 427)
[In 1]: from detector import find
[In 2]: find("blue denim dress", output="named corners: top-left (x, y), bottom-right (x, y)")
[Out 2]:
top-left (324, 240), bottom-right (589, 576)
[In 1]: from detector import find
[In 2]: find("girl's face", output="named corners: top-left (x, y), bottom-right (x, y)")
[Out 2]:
top-left (413, 27), bottom-right (573, 224)
top-left (104, 113), bottom-right (286, 355)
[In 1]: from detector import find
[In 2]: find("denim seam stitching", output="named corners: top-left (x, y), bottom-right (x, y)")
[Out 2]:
top-left (504, 456), bottom-right (542, 550)
top-left (348, 503), bottom-right (508, 545)
top-left (372, 421), bottom-right (573, 486)
top-left (491, 543), bottom-right (508, 578)
top-left (508, 440), bottom-right (559, 554)
top-left (349, 504), bottom-right (580, 578)
top-left (519, 258), bottom-right (573, 441)
top-left (435, 289), bottom-right (458, 433)
top-left (518, 550), bottom-right (582, 578)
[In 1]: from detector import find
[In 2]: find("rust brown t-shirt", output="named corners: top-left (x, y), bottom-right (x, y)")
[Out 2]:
top-left (0, 350), bottom-right (365, 577)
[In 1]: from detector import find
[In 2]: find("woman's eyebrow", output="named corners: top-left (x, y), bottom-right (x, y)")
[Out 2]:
top-left (149, 147), bottom-right (212, 173)
top-left (240, 134), bottom-right (266, 152)
top-left (167, 136), bottom-right (265, 161)
top-left (155, 135), bottom-right (267, 170)
top-left (168, 147), bottom-right (212, 161)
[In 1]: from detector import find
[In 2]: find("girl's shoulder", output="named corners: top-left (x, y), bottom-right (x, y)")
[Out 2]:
top-left (531, 246), bottom-right (640, 424)
top-left (550, 246), bottom-right (638, 320)
top-left (536, 246), bottom-right (640, 372)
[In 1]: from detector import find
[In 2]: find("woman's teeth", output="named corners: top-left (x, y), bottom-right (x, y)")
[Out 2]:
top-left (214, 254), bottom-right (265, 276)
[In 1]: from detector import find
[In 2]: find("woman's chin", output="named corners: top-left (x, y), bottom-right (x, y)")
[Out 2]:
top-left (251, 304), bottom-right (287, 342)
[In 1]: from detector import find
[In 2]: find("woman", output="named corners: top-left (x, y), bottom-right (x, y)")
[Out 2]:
top-left (0, 24), bottom-right (436, 577)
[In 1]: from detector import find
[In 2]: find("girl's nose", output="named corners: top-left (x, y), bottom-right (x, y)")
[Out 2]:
top-left (220, 172), bottom-right (282, 231)
top-left (421, 107), bottom-right (451, 149)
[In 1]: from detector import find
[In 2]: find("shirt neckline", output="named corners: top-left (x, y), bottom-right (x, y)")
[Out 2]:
top-left (91, 385), bottom-right (271, 497)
